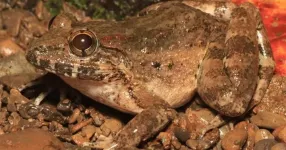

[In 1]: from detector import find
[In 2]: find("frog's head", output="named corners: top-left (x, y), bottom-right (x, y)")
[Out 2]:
top-left (26, 13), bottom-right (132, 81)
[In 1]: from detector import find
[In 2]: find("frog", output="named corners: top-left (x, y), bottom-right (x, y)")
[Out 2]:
top-left (26, 1), bottom-right (275, 117)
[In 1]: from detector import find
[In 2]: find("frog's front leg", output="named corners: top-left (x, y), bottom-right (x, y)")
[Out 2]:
top-left (197, 4), bottom-right (260, 117)
top-left (185, 1), bottom-right (275, 111)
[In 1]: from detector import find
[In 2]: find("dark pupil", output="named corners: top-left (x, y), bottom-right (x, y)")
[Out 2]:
top-left (72, 34), bottom-right (93, 50)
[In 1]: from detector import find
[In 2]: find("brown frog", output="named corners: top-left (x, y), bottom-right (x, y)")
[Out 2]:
top-left (26, 1), bottom-right (275, 117)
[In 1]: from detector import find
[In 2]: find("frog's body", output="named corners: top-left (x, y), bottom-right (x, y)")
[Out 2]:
top-left (26, 1), bottom-right (274, 117)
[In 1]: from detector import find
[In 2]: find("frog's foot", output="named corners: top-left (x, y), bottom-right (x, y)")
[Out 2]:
top-left (187, 1), bottom-right (275, 116)
top-left (110, 105), bottom-right (176, 149)
top-left (82, 105), bottom-right (176, 149)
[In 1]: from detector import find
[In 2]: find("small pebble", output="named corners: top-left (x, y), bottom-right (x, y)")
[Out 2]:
top-left (157, 132), bottom-right (171, 149)
top-left (72, 132), bottom-right (89, 146)
top-left (174, 127), bottom-right (190, 143)
top-left (81, 125), bottom-right (97, 139)
top-left (100, 118), bottom-right (124, 133)
top-left (0, 110), bottom-right (8, 124)
top-left (179, 145), bottom-right (190, 150)
top-left (273, 125), bottom-right (286, 143)
top-left (89, 108), bottom-right (105, 126)
top-left (250, 111), bottom-right (286, 129)
top-left (186, 139), bottom-right (199, 149)
top-left (100, 126), bottom-right (111, 137)
top-left (57, 98), bottom-right (72, 114)
top-left (271, 142), bottom-right (286, 150)
top-left (9, 89), bottom-right (30, 104)
top-left (7, 112), bottom-right (21, 126)
top-left (172, 139), bottom-right (181, 150)
top-left (255, 129), bottom-right (274, 143)
top-left (221, 127), bottom-right (247, 150)
top-left (68, 108), bottom-right (80, 124)
top-left (70, 118), bottom-right (93, 133)
top-left (254, 139), bottom-right (278, 150)
top-left (244, 123), bottom-right (258, 150)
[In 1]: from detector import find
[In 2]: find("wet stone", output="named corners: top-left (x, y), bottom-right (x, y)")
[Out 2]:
top-left (157, 132), bottom-right (172, 149)
top-left (172, 139), bottom-right (182, 150)
top-left (9, 89), bottom-right (30, 104)
top-left (254, 139), bottom-right (278, 150)
top-left (40, 105), bottom-right (66, 124)
top-left (221, 127), bottom-right (247, 150)
top-left (81, 125), bottom-right (97, 139)
top-left (250, 111), bottom-right (286, 129)
top-left (89, 107), bottom-right (105, 127)
top-left (100, 118), bottom-right (124, 134)
top-left (272, 125), bottom-right (286, 143)
top-left (72, 132), bottom-right (89, 146)
top-left (179, 145), bottom-right (191, 150)
top-left (18, 102), bottom-right (40, 119)
top-left (7, 112), bottom-right (21, 126)
top-left (271, 143), bottom-right (286, 150)
top-left (57, 98), bottom-right (72, 114)
top-left (255, 129), bottom-right (274, 143)
top-left (0, 110), bottom-right (8, 125)
top-left (68, 108), bottom-right (80, 124)
top-left (174, 127), bottom-right (190, 143)
top-left (244, 123), bottom-right (258, 150)
top-left (7, 99), bottom-right (17, 112)
top-left (100, 126), bottom-right (111, 137)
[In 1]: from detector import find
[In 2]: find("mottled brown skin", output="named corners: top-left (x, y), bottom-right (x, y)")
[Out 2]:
top-left (26, 1), bottom-right (274, 117)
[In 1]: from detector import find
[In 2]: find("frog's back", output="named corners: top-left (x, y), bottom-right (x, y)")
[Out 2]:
top-left (124, 2), bottom-right (227, 52)
top-left (119, 2), bottom-right (228, 108)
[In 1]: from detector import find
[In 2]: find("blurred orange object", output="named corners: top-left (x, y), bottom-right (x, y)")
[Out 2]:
top-left (232, 0), bottom-right (286, 75)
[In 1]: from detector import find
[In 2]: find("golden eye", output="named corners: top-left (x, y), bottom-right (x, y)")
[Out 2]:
top-left (69, 30), bottom-right (98, 57)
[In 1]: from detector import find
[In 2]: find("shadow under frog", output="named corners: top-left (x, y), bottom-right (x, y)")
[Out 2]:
top-left (26, 1), bottom-right (275, 118)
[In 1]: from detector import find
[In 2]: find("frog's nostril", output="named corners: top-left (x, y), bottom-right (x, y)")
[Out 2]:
top-left (68, 30), bottom-right (99, 57)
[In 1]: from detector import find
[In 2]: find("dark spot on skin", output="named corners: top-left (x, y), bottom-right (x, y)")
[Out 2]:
top-left (232, 7), bottom-right (248, 19)
top-left (168, 62), bottom-right (174, 70)
top-left (39, 59), bottom-right (50, 69)
top-left (78, 66), bottom-right (105, 81)
top-left (205, 45), bottom-right (224, 60)
top-left (2, 24), bottom-right (7, 30)
top-left (260, 66), bottom-right (275, 79)
top-left (26, 50), bottom-right (37, 65)
top-left (128, 87), bottom-right (137, 99)
top-left (151, 61), bottom-right (161, 69)
top-left (226, 36), bottom-right (256, 55)
top-left (55, 63), bottom-right (73, 76)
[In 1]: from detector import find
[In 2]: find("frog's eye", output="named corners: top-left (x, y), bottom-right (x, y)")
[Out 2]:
top-left (69, 30), bottom-right (99, 57)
